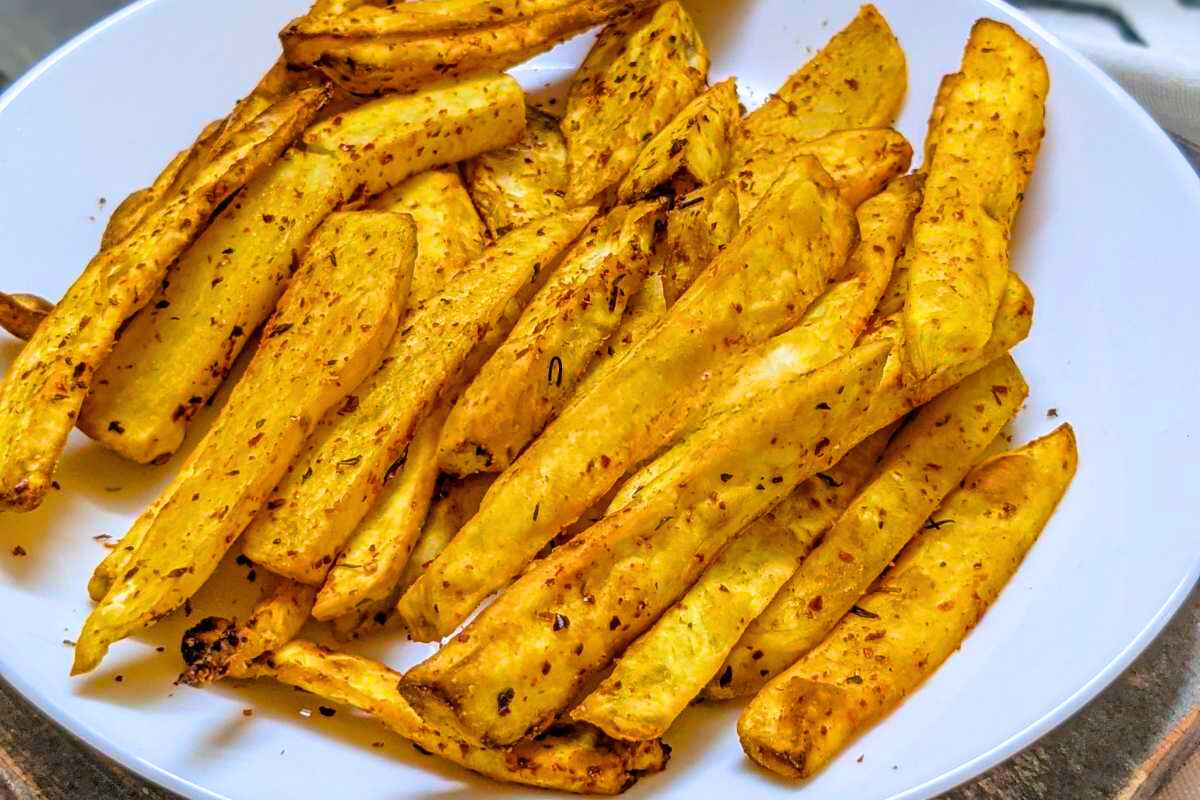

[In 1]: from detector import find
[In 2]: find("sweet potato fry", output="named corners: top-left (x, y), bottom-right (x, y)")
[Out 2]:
top-left (80, 80), bottom-right (517, 464)
top-left (282, 0), bottom-right (661, 95)
top-left (311, 170), bottom-right (488, 621)
top-left (400, 341), bottom-right (891, 746)
top-left (465, 106), bottom-right (569, 237)
top-left (708, 355), bottom-right (1028, 699)
top-left (903, 20), bottom-right (1048, 379)
top-left (563, 1), bottom-right (709, 205)
top-left (71, 211), bottom-right (415, 674)
top-left (739, 425), bottom-right (1078, 778)
top-left (240, 641), bottom-right (669, 794)
top-left (241, 207), bottom-right (596, 585)
top-left (617, 78), bottom-right (741, 203)
top-left (396, 155), bottom-right (855, 641)
top-left (571, 427), bottom-right (894, 741)
top-left (0, 293), bottom-right (51, 341)
top-left (0, 87), bottom-right (328, 510)
top-left (179, 573), bottom-right (317, 686)
top-left (732, 5), bottom-right (906, 176)
top-left (439, 200), bottom-right (665, 475)
top-left (657, 180), bottom-right (740, 306)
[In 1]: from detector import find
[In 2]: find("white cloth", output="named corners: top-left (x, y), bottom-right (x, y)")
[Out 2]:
top-left (1021, 0), bottom-right (1200, 152)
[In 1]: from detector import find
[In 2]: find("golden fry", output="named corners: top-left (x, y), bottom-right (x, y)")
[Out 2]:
top-left (465, 106), bottom-right (569, 237)
top-left (739, 425), bottom-right (1077, 778)
top-left (397, 155), bottom-right (855, 641)
top-left (241, 640), bottom-right (669, 794)
top-left (0, 292), bottom-right (51, 341)
top-left (709, 355), bottom-right (1028, 699)
top-left (400, 342), bottom-right (891, 746)
top-left (732, 5), bottom-right (906, 173)
top-left (657, 180), bottom-right (740, 306)
top-left (72, 211), bottom-right (415, 673)
top-left (81, 82), bottom-right (515, 464)
top-left (179, 574), bottom-right (317, 685)
top-left (903, 20), bottom-right (1048, 379)
top-left (439, 200), bottom-right (665, 475)
top-left (571, 427), bottom-right (894, 741)
top-left (241, 208), bottom-right (596, 585)
top-left (563, 2), bottom-right (709, 205)
top-left (617, 78), bottom-right (741, 203)
top-left (283, 0), bottom-right (661, 95)
top-left (0, 87), bottom-right (328, 510)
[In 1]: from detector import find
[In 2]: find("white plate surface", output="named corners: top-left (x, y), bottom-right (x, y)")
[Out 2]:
top-left (1, 1), bottom-right (1198, 798)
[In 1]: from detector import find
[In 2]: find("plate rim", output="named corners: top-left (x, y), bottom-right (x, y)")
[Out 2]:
top-left (0, 1), bottom-right (1197, 799)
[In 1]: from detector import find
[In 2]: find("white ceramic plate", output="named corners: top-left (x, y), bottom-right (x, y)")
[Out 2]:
top-left (1, 1), bottom-right (1198, 798)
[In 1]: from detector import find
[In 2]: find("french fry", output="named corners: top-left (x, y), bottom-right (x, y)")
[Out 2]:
top-left (571, 426), bottom-right (894, 740)
top-left (241, 207), bottom-right (597, 585)
top-left (608, 173), bottom-right (923, 508)
top-left (731, 5), bottom-right (906, 179)
top-left (0, 87), bottom-right (329, 510)
top-left (902, 20), bottom-right (1048, 379)
top-left (658, 180), bottom-right (740, 306)
top-left (617, 78), bottom-right (741, 203)
top-left (569, 176), bottom-right (924, 738)
top-left (397, 155), bottom-right (856, 641)
top-left (282, 0), bottom-right (661, 95)
top-left (739, 425), bottom-right (1078, 778)
top-left (563, 2), bottom-right (709, 205)
top-left (71, 211), bottom-right (416, 673)
top-left (0, 292), bottom-right (51, 341)
top-left (79, 78), bottom-right (523, 464)
top-left (439, 200), bottom-right (665, 476)
top-left (572, 274), bottom-right (668, 401)
top-left (734, 127), bottom-right (913, 216)
top-left (301, 74), bottom-right (526, 199)
top-left (707, 355), bottom-right (1028, 699)
top-left (179, 573), bottom-right (317, 686)
top-left (400, 341), bottom-right (892, 746)
top-left (329, 472), bottom-right (499, 640)
top-left (240, 641), bottom-right (669, 794)
top-left (465, 106), bottom-right (569, 237)
top-left (311, 170), bottom-right (489, 621)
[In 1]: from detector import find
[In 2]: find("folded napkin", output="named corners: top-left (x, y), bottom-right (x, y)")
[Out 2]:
top-left (1016, 0), bottom-right (1200, 154)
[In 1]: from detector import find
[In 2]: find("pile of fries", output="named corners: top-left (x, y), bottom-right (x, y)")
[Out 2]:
top-left (0, 1), bottom-right (1077, 792)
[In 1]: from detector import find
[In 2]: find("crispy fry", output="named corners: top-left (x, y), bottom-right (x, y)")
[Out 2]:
top-left (563, 2), bottom-right (709, 205)
top-left (439, 200), bottom-right (665, 475)
top-left (282, 0), bottom-right (661, 95)
top-left (71, 211), bottom-right (415, 674)
top-left (312, 170), bottom-right (488, 621)
top-left (241, 641), bottom-right (669, 794)
top-left (241, 208), bottom-right (596, 585)
top-left (465, 106), bottom-right (569, 237)
top-left (658, 180), bottom-right (740, 306)
top-left (734, 127), bottom-right (913, 216)
top-left (0, 292), bottom-right (51, 341)
top-left (572, 274), bottom-right (668, 402)
top-left (0, 88), bottom-right (328, 510)
top-left (179, 573), bottom-right (317, 686)
top-left (302, 74), bottom-right (526, 198)
top-left (903, 20), bottom-right (1048, 379)
top-left (617, 78), bottom-right (740, 203)
top-left (397, 155), bottom-right (856, 641)
top-left (732, 5), bottom-right (906, 176)
top-left (400, 342), bottom-right (891, 746)
top-left (708, 356), bottom-right (1028, 699)
top-left (80, 79), bottom-right (520, 464)
top-left (572, 427), bottom-right (894, 740)
top-left (739, 425), bottom-right (1078, 778)
top-left (331, 472), bottom-right (498, 640)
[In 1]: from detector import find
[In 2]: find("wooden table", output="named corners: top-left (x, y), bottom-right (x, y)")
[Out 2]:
top-left (2, 3), bottom-right (1199, 798)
